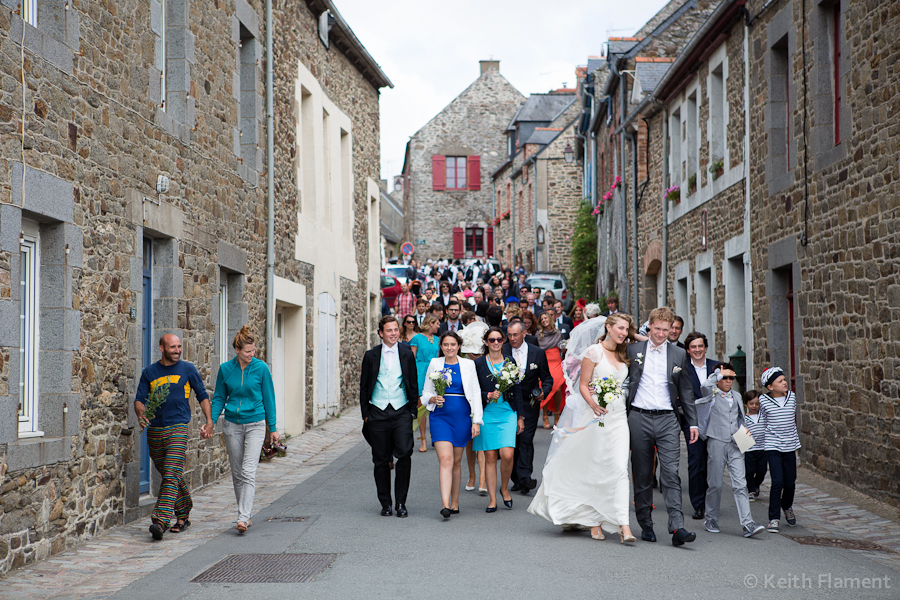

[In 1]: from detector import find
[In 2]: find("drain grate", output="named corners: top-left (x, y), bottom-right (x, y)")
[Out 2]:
top-left (191, 553), bottom-right (338, 583)
top-left (266, 516), bottom-right (308, 523)
top-left (782, 535), bottom-right (896, 553)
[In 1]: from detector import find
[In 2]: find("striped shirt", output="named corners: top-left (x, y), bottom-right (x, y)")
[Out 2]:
top-left (758, 392), bottom-right (801, 452)
top-left (743, 413), bottom-right (765, 452)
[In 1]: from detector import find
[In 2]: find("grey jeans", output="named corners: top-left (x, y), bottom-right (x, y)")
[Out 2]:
top-left (223, 419), bottom-right (267, 523)
top-left (705, 438), bottom-right (753, 526)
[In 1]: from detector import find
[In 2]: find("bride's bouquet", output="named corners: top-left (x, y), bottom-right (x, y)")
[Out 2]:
top-left (428, 367), bottom-right (453, 405)
top-left (488, 359), bottom-right (522, 402)
top-left (588, 376), bottom-right (624, 427)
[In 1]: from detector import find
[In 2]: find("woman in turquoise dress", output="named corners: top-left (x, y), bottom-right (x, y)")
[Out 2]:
top-left (410, 315), bottom-right (441, 452)
top-left (473, 326), bottom-right (523, 512)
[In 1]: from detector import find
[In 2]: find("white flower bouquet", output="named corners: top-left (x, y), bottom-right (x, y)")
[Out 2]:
top-left (588, 376), bottom-right (624, 427)
top-left (428, 367), bottom-right (453, 404)
top-left (489, 359), bottom-right (522, 401)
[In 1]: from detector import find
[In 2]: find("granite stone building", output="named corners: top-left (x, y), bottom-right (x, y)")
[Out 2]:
top-left (582, 0), bottom-right (900, 506)
top-left (491, 91), bottom-right (581, 273)
top-left (401, 61), bottom-right (523, 262)
top-left (0, 0), bottom-right (389, 574)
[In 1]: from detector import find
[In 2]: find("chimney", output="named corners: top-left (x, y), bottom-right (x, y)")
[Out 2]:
top-left (480, 60), bottom-right (500, 75)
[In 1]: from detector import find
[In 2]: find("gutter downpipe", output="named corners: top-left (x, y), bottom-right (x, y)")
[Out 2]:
top-left (618, 63), bottom-right (629, 311)
top-left (265, 0), bottom-right (275, 368)
top-left (742, 11), bottom-right (754, 386)
top-left (511, 178), bottom-right (516, 268)
top-left (532, 158), bottom-right (538, 271)
top-left (661, 107), bottom-right (669, 307)
top-left (628, 130), bottom-right (639, 318)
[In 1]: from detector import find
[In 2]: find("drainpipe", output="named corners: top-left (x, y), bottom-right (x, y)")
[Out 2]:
top-left (618, 66), bottom-right (628, 310)
top-left (532, 158), bottom-right (538, 271)
top-left (628, 130), bottom-right (639, 318)
top-left (265, 0), bottom-right (275, 367)
top-left (511, 178), bottom-right (516, 268)
top-left (742, 14), bottom-right (754, 386)
top-left (661, 107), bottom-right (669, 307)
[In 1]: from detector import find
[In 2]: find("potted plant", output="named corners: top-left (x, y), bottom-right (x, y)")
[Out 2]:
top-left (709, 159), bottom-right (724, 181)
top-left (687, 173), bottom-right (697, 196)
top-left (664, 185), bottom-right (680, 203)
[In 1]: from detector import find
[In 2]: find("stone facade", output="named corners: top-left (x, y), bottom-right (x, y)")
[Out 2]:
top-left (0, 0), bottom-right (387, 575)
top-left (403, 61), bottom-right (523, 262)
top-left (584, 0), bottom-right (900, 506)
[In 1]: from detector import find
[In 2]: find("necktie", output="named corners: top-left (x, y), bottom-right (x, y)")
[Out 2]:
top-left (650, 342), bottom-right (664, 353)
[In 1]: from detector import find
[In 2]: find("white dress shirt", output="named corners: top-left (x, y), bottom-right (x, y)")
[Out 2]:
top-left (633, 341), bottom-right (672, 411)
top-left (512, 342), bottom-right (529, 374)
top-left (692, 361), bottom-right (708, 390)
top-left (381, 342), bottom-right (400, 371)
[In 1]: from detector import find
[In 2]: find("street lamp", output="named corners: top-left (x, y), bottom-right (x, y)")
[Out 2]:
top-left (563, 142), bottom-right (574, 164)
top-left (393, 177), bottom-right (404, 193)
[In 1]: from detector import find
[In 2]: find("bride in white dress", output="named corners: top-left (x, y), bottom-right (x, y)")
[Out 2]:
top-left (527, 313), bottom-right (637, 543)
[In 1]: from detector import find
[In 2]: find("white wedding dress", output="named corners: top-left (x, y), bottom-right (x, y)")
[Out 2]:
top-left (527, 343), bottom-right (631, 533)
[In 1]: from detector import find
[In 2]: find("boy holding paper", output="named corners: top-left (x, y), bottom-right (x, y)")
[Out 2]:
top-left (696, 363), bottom-right (766, 539)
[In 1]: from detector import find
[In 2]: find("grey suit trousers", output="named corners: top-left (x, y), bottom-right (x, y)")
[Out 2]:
top-left (628, 410), bottom-right (685, 533)
top-left (705, 438), bottom-right (753, 526)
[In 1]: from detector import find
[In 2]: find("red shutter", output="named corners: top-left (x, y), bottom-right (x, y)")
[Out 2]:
top-left (452, 227), bottom-right (465, 258)
top-left (467, 155), bottom-right (481, 190)
top-left (432, 155), bottom-right (446, 190)
top-left (486, 227), bottom-right (494, 256)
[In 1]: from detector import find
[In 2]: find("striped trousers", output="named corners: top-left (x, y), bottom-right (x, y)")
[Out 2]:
top-left (147, 424), bottom-right (192, 526)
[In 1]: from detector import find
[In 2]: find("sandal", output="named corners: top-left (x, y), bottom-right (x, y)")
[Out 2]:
top-left (542, 415), bottom-right (551, 429)
top-left (169, 518), bottom-right (191, 533)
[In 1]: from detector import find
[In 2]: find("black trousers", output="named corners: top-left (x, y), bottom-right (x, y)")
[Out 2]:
top-left (512, 406), bottom-right (540, 485)
top-left (366, 404), bottom-right (413, 507)
top-left (767, 450), bottom-right (796, 521)
top-left (744, 450), bottom-right (768, 494)
top-left (681, 421), bottom-right (708, 510)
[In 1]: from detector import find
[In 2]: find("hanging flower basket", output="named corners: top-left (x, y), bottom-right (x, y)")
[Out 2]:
top-left (664, 185), bottom-right (680, 203)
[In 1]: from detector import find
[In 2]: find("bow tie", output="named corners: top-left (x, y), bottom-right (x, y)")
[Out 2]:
top-left (649, 343), bottom-right (665, 353)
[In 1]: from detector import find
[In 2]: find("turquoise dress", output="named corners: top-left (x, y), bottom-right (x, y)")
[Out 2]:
top-left (428, 363), bottom-right (472, 447)
top-left (473, 358), bottom-right (518, 451)
top-left (410, 333), bottom-right (440, 395)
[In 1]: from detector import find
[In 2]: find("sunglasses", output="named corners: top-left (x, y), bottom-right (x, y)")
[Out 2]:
top-left (721, 376), bottom-right (736, 381)
top-left (487, 337), bottom-right (504, 343)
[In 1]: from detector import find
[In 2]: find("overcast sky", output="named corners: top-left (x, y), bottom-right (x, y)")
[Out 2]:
top-left (330, 0), bottom-right (674, 181)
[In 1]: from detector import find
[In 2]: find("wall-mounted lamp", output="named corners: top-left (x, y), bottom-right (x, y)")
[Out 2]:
top-left (563, 143), bottom-right (574, 164)
top-left (157, 175), bottom-right (169, 194)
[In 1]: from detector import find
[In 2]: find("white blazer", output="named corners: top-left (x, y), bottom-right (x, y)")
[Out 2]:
top-left (420, 357), bottom-right (484, 425)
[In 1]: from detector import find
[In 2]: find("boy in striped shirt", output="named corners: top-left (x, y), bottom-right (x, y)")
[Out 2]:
top-left (758, 367), bottom-right (801, 533)
top-left (742, 390), bottom-right (766, 501)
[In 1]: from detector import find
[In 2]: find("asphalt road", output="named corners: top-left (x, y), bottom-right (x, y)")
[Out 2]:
top-left (110, 426), bottom-right (898, 600)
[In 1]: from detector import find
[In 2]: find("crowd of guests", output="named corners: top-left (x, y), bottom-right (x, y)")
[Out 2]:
top-left (364, 273), bottom-right (801, 541)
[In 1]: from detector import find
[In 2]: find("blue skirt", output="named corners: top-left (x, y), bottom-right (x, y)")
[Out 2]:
top-left (430, 394), bottom-right (472, 448)
top-left (473, 399), bottom-right (516, 451)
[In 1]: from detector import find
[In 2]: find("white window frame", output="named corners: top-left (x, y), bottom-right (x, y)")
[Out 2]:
top-left (23, 0), bottom-right (37, 28)
top-left (19, 220), bottom-right (41, 437)
top-left (218, 278), bottom-right (229, 363)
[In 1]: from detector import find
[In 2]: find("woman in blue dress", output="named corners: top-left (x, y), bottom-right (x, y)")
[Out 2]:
top-left (422, 331), bottom-right (483, 519)
top-left (410, 315), bottom-right (441, 452)
top-left (474, 327), bottom-right (523, 512)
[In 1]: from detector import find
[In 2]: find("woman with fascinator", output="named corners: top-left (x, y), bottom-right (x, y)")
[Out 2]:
top-left (527, 313), bottom-right (637, 544)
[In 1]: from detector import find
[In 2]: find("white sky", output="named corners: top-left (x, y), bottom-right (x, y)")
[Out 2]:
top-left (329, 0), bottom-right (673, 181)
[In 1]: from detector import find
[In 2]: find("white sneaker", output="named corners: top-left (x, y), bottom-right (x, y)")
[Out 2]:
top-left (743, 522), bottom-right (765, 538)
top-left (767, 519), bottom-right (780, 533)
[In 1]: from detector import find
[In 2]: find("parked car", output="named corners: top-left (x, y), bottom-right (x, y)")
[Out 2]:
top-left (381, 275), bottom-right (401, 309)
top-left (462, 258), bottom-right (502, 282)
top-left (383, 265), bottom-right (410, 285)
top-left (526, 272), bottom-right (572, 312)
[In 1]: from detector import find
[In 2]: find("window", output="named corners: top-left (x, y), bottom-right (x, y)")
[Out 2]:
top-left (465, 227), bottom-right (485, 257)
top-left (686, 91), bottom-right (698, 187)
top-left (832, 1), bottom-right (841, 145)
top-left (446, 156), bottom-right (467, 190)
top-left (669, 108), bottom-right (682, 186)
top-left (696, 267), bottom-right (713, 356)
top-left (772, 37), bottom-right (791, 171)
top-left (19, 220), bottom-right (40, 436)
top-left (218, 279), bottom-right (229, 363)
top-left (23, 0), bottom-right (37, 27)
top-left (237, 24), bottom-right (261, 173)
top-left (709, 63), bottom-right (725, 167)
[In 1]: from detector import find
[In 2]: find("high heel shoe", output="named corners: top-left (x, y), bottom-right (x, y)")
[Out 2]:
top-left (486, 506), bottom-right (497, 513)
top-left (503, 497), bottom-right (513, 509)
top-left (619, 527), bottom-right (636, 544)
top-left (591, 526), bottom-right (605, 540)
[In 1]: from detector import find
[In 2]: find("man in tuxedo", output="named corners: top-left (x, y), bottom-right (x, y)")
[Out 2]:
top-left (438, 300), bottom-right (465, 334)
top-left (682, 331), bottom-right (721, 521)
top-left (414, 298), bottom-right (429, 328)
top-left (503, 321), bottom-right (554, 495)
top-left (668, 316), bottom-right (685, 348)
top-left (626, 307), bottom-right (698, 546)
top-left (600, 295), bottom-right (619, 317)
top-left (360, 316), bottom-right (419, 517)
top-left (553, 300), bottom-right (573, 340)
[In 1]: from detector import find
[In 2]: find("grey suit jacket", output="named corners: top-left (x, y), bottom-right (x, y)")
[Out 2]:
top-left (696, 373), bottom-right (745, 442)
top-left (625, 341), bottom-right (697, 428)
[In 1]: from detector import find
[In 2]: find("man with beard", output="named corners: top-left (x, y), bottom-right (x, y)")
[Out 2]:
top-left (134, 334), bottom-right (212, 541)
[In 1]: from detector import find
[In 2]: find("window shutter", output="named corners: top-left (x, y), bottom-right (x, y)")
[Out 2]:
top-left (452, 227), bottom-right (464, 258)
top-left (467, 155), bottom-right (481, 190)
top-left (432, 155), bottom-right (446, 191)
top-left (486, 227), bottom-right (494, 256)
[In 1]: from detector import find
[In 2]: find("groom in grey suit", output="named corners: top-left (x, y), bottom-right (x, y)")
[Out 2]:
top-left (626, 307), bottom-right (698, 546)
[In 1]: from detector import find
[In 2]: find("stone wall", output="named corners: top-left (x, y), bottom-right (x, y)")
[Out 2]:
top-left (405, 65), bottom-right (523, 262)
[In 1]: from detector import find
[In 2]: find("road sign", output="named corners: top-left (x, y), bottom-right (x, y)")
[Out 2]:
top-left (415, 239), bottom-right (426, 245)
top-left (400, 242), bottom-right (415, 255)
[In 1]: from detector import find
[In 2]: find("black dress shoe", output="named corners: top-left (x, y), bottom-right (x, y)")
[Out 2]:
top-left (641, 528), bottom-right (657, 542)
top-left (692, 507), bottom-right (704, 520)
top-left (503, 498), bottom-right (513, 509)
top-left (527, 478), bottom-right (538, 489)
top-left (395, 504), bottom-right (408, 518)
top-left (440, 508), bottom-right (451, 519)
top-left (450, 508), bottom-right (459, 514)
top-left (486, 506), bottom-right (497, 513)
top-left (672, 528), bottom-right (697, 546)
top-left (510, 482), bottom-right (524, 492)
top-left (381, 505), bottom-right (393, 517)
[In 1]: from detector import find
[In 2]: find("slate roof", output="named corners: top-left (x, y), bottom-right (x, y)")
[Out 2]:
top-left (635, 61), bottom-right (673, 94)
top-left (513, 93), bottom-right (576, 123)
top-left (523, 129), bottom-right (563, 145)
top-left (587, 57), bottom-right (607, 73)
top-left (607, 39), bottom-right (640, 55)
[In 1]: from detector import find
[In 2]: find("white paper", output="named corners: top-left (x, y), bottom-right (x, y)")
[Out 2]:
top-left (733, 425), bottom-right (755, 454)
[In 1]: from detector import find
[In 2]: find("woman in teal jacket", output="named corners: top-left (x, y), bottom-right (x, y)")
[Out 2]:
top-left (205, 326), bottom-right (278, 533)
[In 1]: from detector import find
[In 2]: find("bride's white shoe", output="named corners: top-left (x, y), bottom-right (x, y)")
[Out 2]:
top-left (591, 526), bottom-right (605, 540)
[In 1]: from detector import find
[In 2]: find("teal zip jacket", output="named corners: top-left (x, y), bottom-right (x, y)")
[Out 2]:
top-left (211, 357), bottom-right (277, 432)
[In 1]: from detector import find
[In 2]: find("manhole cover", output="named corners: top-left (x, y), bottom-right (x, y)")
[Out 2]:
top-left (191, 554), bottom-right (338, 583)
top-left (782, 535), bottom-right (896, 553)
top-left (266, 516), bottom-right (308, 523)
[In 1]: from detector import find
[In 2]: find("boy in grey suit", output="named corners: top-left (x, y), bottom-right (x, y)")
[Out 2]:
top-left (696, 362), bottom-right (765, 538)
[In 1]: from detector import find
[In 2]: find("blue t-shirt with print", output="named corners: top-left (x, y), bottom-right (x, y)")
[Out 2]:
top-left (135, 360), bottom-right (209, 427)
